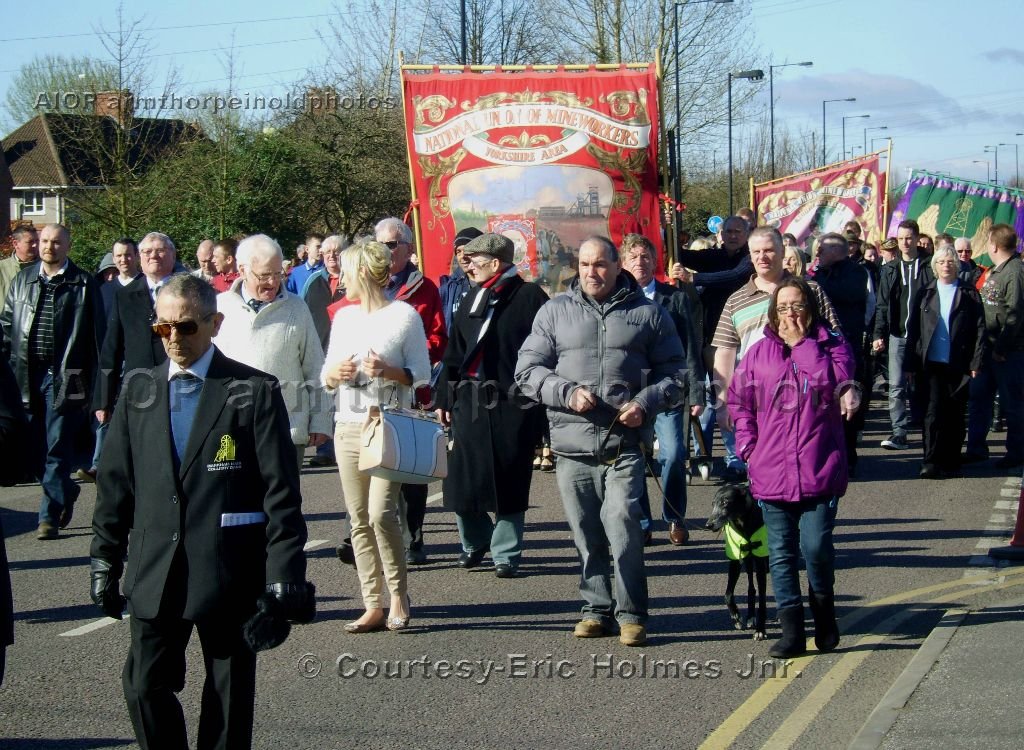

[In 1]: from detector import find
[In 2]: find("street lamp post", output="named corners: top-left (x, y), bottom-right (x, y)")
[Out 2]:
top-left (842, 114), bottom-right (870, 160)
top-left (973, 160), bottom-right (991, 182)
top-left (1000, 137), bottom-right (1021, 186)
top-left (768, 61), bottom-right (812, 179)
top-left (672, 1), bottom-right (734, 210)
top-left (985, 145), bottom-right (999, 184)
top-left (728, 69), bottom-right (764, 215)
top-left (822, 97), bottom-right (855, 166)
top-left (864, 125), bottom-right (887, 154)
top-left (872, 136), bottom-right (892, 151)
top-left (460, 0), bottom-right (467, 64)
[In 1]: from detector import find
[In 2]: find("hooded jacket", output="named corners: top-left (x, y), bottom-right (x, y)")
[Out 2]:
top-left (514, 273), bottom-right (686, 458)
top-left (728, 322), bottom-right (855, 502)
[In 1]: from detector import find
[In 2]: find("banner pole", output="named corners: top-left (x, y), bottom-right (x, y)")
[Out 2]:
top-left (883, 138), bottom-right (893, 237)
top-left (654, 52), bottom-right (675, 271)
top-left (398, 59), bottom-right (424, 262)
top-left (748, 176), bottom-right (755, 217)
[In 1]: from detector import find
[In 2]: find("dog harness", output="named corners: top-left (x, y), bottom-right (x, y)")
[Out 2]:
top-left (724, 524), bottom-right (769, 561)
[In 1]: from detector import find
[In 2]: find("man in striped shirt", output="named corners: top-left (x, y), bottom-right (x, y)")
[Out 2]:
top-left (712, 226), bottom-right (839, 480)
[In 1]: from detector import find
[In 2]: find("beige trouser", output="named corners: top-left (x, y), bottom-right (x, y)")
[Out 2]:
top-left (335, 421), bottom-right (407, 609)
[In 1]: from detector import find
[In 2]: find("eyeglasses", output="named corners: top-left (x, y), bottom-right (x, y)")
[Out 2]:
top-left (151, 314), bottom-right (213, 338)
top-left (248, 270), bottom-right (285, 283)
top-left (465, 254), bottom-right (497, 267)
top-left (383, 240), bottom-right (404, 250)
top-left (776, 303), bottom-right (808, 314)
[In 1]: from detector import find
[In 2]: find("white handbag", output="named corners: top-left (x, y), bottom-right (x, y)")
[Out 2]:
top-left (358, 404), bottom-right (448, 484)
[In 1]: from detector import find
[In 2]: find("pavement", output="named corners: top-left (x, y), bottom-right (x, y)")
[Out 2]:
top-left (852, 592), bottom-right (1024, 750)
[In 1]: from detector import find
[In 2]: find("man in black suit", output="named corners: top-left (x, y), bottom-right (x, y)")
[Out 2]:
top-left (93, 232), bottom-right (177, 429)
top-left (90, 273), bottom-right (312, 750)
top-left (621, 235), bottom-right (705, 546)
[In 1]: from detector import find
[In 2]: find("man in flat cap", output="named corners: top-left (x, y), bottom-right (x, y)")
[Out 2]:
top-left (436, 233), bottom-right (549, 577)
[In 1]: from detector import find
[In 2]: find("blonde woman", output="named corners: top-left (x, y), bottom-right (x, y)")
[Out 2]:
top-left (322, 241), bottom-right (430, 632)
top-left (783, 245), bottom-right (805, 277)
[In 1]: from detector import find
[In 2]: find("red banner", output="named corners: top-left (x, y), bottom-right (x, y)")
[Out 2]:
top-left (753, 154), bottom-right (886, 247)
top-left (401, 65), bottom-right (662, 288)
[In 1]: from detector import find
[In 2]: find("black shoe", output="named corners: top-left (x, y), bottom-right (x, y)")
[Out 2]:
top-left (457, 547), bottom-right (489, 569)
top-left (808, 588), bottom-right (840, 653)
top-left (881, 434), bottom-right (909, 450)
top-left (494, 563), bottom-right (516, 579)
top-left (405, 548), bottom-right (427, 565)
top-left (994, 456), bottom-right (1024, 470)
top-left (58, 500), bottom-right (76, 529)
top-left (961, 451), bottom-right (988, 465)
top-left (335, 544), bottom-right (355, 566)
top-left (642, 529), bottom-right (653, 546)
top-left (769, 606), bottom-right (807, 659)
top-left (308, 455), bottom-right (337, 467)
top-left (919, 465), bottom-right (942, 479)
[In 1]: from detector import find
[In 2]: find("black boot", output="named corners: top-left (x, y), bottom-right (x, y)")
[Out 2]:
top-left (808, 587), bottom-right (840, 652)
top-left (769, 606), bottom-right (807, 659)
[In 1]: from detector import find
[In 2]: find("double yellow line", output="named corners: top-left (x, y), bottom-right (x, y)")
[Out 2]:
top-left (700, 566), bottom-right (1024, 749)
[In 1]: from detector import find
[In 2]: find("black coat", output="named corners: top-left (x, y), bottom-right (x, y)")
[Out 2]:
top-left (874, 256), bottom-right (935, 341)
top-left (0, 260), bottom-right (105, 413)
top-left (437, 276), bottom-right (548, 515)
top-left (814, 258), bottom-right (869, 346)
top-left (0, 358), bottom-right (25, 654)
top-left (652, 280), bottom-right (706, 403)
top-left (93, 274), bottom-right (168, 412)
top-left (90, 349), bottom-right (308, 620)
top-left (905, 281), bottom-right (986, 393)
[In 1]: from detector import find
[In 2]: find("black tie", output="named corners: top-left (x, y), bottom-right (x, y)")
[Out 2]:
top-left (247, 298), bottom-right (265, 313)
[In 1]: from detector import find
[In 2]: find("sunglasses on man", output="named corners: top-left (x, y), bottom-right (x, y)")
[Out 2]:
top-left (151, 314), bottom-right (214, 338)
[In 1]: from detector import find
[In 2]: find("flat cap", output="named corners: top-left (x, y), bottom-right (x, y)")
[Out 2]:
top-left (462, 232), bottom-right (514, 264)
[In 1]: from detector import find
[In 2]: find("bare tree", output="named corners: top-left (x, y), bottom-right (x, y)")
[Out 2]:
top-left (415, 0), bottom-right (559, 65)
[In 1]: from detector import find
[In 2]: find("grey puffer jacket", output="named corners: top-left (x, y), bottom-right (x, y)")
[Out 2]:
top-left (514, 273), bottom-right (686, 458)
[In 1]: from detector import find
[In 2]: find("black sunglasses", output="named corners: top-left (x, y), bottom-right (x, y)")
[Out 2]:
top-left (151, 314), bottom-right (213, 338)
top-left (383, 240), bottom-right (403, 249)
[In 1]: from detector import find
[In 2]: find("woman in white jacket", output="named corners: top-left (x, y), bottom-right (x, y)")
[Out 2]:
top-left (322, 240), bottom-right (430, 633)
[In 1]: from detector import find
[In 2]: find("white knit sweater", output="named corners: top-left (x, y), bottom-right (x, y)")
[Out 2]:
top-left (214, 282), bottom-right (332, 443)
top-left (321, 301), bottom-right (431, 424)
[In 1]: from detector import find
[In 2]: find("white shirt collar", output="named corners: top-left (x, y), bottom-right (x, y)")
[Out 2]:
top-left (641, 278), bottom-right (657, 299)
top-left (167, 344), bottom-right (216, 382)
top-left (39, 260), bottom-right (69, 281)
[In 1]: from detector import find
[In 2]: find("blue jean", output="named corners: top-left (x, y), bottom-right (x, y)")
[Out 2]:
top-left (455, 511), bottom-right (525, 568)
top-left (90, 417), bottom-right (108, 470)
top-left (760, 497), bottom-right (838, 610)
top-left (887, 335), bottom-right (910, 438)
top-left (28, 370), bottom-right (84, 525)
top-left (967, 351), bottom-right (1024, 461)
top-left (555, 452), bottom-right (648, 625)
top-left (639, 409), bottom-right (688, 528)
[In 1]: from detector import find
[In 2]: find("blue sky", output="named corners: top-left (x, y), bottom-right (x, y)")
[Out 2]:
top-left (2, 0), bottom-right (1022, 188)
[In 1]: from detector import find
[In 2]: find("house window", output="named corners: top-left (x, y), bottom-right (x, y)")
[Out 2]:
top-left (22, 191), bottom-right (45, 215)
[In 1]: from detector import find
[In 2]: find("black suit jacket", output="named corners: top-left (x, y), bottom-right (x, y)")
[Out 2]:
top-left (652, 280), bottom-right (706, 405)
top-left (93, 275), bottom-right (168, 412)
top-left (905, 282), bottom-right (986, 392)
top-left (91, 349), bottom-right (308, 621)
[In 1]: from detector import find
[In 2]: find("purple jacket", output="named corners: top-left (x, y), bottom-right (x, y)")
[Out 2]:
top-left (728, 322), bottom-right (856, 502)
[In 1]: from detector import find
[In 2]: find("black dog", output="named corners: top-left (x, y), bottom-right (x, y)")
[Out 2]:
top-left (705, 484), bottom-right (768, 640)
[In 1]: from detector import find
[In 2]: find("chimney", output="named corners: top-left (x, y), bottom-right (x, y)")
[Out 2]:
top-left (94, 90), bottom-right (134, 127)
top-left (306, 86), bottom-right (338, 117)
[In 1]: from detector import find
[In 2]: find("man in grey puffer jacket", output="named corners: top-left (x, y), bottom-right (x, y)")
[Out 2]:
top-left (515, 236), bottom-right (687, 646)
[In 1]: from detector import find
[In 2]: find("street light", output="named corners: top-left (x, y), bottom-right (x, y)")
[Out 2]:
top-left (864, 125), bottom-right (887, 154)
top-left (822, 97), bottom-right (856, 166)
top-left (973, 160), bottom-right (991, 182)
top-left (768, 60), bottom-right (812, 179)
top-left (728, 69), bottom-right (764, 214)
top-left (985, 145), bottom-right (999, 184)
top-left (871, 136), bottom-right (892, 151)
top-left (1001, 136), bottom-right (1022, 186)
top-left (672, 1), bottom-right (734, 207)
top-left (842, 114), bottom-right (870, 160)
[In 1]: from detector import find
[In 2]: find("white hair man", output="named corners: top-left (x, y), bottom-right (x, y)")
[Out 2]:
top-left (213, 234), bottom-right (331, 472)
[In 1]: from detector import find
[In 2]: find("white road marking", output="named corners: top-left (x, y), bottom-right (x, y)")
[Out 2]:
top-left (428, 491), bottom-right (443, 504)
top-left (60, 615), bottom-right (129, 637)
top-left (304, 539), bottom-right (329, 551)
top-left (1000, 487), bottom-right (1019, 497)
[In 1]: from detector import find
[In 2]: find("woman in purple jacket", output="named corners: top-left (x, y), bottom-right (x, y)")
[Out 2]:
top-left (728, 277), bottom-right (858, 658)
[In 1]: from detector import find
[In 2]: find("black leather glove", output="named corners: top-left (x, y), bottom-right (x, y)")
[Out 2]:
top-left (266, 581), bottom-right (316, 624)
top-left (90, 558), bottom-right (126, 620)
top-left (242, 582), bottom-right (316, 653)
